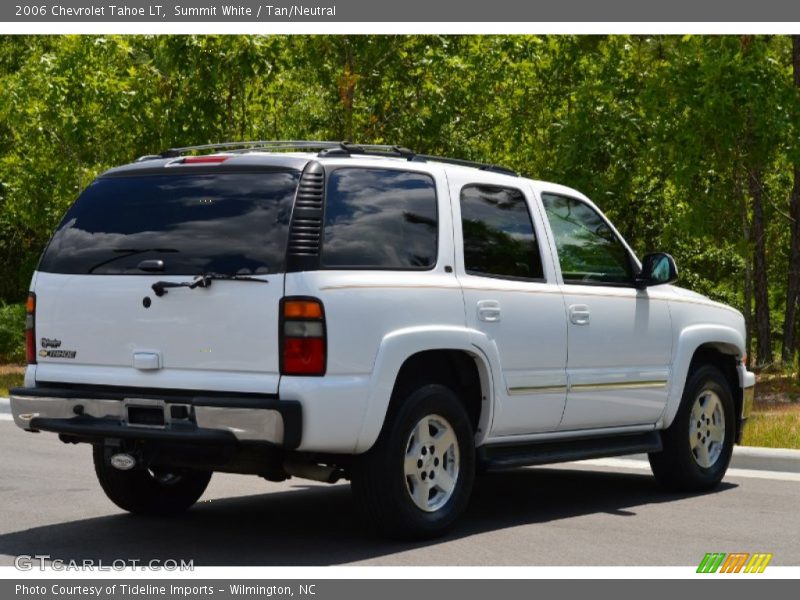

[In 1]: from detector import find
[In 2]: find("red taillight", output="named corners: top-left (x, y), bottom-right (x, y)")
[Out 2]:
top-left (281, 298), bottom-right (326, 376)
top-left (182, 155), bottom-right (229, 164)
top-left (283, 338), bottom-right (325, 374)
top-left (25, 292), bottom-right (36, 365)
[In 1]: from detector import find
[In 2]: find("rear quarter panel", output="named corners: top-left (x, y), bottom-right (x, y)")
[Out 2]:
top-left (282, 165), bottom-right (472, 452)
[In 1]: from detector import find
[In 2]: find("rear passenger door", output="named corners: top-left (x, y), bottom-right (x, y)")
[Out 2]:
top-left (452, 175), bottom-right (568, 436)
top-left (539, 192), bottom-right (672, 430)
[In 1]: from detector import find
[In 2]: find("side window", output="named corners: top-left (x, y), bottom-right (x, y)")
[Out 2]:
top-left (460, 184), bottom-right (545, 280)
top-left (322, 168), bottom-right (438, 269)
top-left (541, 193), bottom-right (635, 285)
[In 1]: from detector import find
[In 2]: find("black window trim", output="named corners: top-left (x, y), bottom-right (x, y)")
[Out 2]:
top-left (460, 182), bottom-right (548, 284)
top-left (539, 191), bottom-right (641, 289)
top-left (319, 165), bottom-right (440, 272)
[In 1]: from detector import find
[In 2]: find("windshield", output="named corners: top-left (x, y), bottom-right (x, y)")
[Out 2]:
top-left (38, 172), bottom-right (299, 276)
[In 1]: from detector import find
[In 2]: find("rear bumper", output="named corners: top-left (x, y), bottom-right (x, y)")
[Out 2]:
top-left (9, 386), bottom-right (302, 449)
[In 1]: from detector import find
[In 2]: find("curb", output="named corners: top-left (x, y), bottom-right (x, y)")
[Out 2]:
top-left (0, 396), bottom-right (797, 472)
top-left (602, 447), bottom-right (800, 474)
top-left (730, 446), bottom-right (800, 474)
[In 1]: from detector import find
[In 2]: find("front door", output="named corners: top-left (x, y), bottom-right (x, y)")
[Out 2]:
top-left (539, 192), bottom-right (672, 430)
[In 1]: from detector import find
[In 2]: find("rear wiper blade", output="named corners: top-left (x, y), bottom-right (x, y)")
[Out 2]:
top-left (151, 272), bottom-right (268, 297)
top-left (88, 248), bottom-right (179, 274)
top-left (202, 272), bottom-right (270, 284)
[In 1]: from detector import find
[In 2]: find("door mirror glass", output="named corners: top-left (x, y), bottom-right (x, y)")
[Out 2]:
top-left (637, 252), bottom-right (678, 287)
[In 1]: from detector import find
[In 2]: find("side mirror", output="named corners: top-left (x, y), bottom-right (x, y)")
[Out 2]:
top-left (636, 252), bottom-right (678, 288)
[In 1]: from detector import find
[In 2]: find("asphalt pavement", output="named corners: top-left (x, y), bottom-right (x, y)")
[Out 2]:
top-left (0, 409), bottom-right (798, 566)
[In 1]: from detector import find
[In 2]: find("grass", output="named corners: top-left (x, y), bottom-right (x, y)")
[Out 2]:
top-left (0, 364), bottom-right (24, 397)
top-left (741, 405), bottom-right (800, 449)
top-left (0, 363), bottom-right (797, 448)
top-left (741, 372), bottom-right (800, 449)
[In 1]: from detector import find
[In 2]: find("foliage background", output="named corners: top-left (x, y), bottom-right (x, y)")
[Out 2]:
top-left (0, 35), bottom-right (798, 368)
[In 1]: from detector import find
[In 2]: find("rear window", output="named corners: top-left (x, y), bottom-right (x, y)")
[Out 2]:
top-left (460, 184), bottom-right (545, 281)
top-left (321, 168), bottom-right (438, 269)
top-left (38, 172), bottom-right (299, 275)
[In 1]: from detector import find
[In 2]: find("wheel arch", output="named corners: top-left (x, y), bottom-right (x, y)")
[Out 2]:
top-left (354, 327), bottom-right (498, 453)
top-left (662, 325), bottom-right (745, 431)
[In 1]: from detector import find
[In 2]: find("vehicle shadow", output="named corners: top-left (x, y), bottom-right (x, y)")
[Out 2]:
top-left (0, 467), bottom-right (736, 566)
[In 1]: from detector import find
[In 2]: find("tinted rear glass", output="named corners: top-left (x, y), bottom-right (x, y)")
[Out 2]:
top-left (460, 184), bottom-right (545, 280)
top-left (321, 168), bottom-right (438, 269)
top-left (38, 172), bottom-right (299, 275)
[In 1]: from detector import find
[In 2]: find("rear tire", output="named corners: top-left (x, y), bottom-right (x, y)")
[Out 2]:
top-left (649, 365), bottom-right (735, 491)
top-left (351, 383), bottom-right (475, 539)
top-left (93, 445), bottom-right (212, 515)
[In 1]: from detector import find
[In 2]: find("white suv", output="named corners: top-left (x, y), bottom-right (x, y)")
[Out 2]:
top-left (11, 141), bottom-right (755, 538)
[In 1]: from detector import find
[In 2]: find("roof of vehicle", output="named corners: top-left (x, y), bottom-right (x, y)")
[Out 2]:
top-left (101, 152), bottom-right (313, 177)
top-left (99, 140), bottom-right (592, 203)
top-left (101, 141), bottom-right (521, 179)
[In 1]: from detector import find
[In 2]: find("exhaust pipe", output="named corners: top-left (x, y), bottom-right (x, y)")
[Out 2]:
top-left (283, 459), bottom-right (343, 483)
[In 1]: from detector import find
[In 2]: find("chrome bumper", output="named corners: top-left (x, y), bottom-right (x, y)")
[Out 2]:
top-left (736, 366), bottom-right (756, 444)
top-left (10, 387), bottom-right (302, 449)
top-left (742, 385), bottom-right (755, 420)
top-left (738, 365), bottom-right (756, 420)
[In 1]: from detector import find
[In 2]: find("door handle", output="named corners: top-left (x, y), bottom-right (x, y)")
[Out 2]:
top-left (477, 300), bottom-right (501, 322)
top-left (569, 304), bottom-right (590, 325)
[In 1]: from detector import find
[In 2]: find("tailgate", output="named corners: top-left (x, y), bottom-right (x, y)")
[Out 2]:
top-left (31, 169), bottom-right (299, 394)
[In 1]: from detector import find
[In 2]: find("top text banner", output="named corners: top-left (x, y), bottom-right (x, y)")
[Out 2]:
top-left (3, 0), bottom-right (800, 22)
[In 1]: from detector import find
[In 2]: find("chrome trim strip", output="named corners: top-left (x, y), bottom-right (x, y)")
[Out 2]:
top-left (508, 380), bottom-right (667, 396)
top-left (508, 385), bottom-right (568, 395)
top-left (569, 380), bottom-right (667, 392)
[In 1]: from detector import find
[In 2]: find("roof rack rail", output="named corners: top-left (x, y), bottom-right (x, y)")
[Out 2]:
top-left (320, 143), bottom-right (517, 175)
top-left (157, 140), bottom-right (343, 158)
top-left (146, 140), bottom-right (519, 176)
top-left (411, 154), bottom-right (518, 177)
top-left (318, 142), bottom-right (416, 158)
top-left (326, 143), bottom-right (518, 176)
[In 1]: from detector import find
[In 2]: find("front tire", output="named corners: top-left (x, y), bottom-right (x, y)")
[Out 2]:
top-left (93, 445), bottom-right (212, 515)
top-left (351, 383), bottom-right (475, 539)
top-left (649, 365), bottom-right (735, 491)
